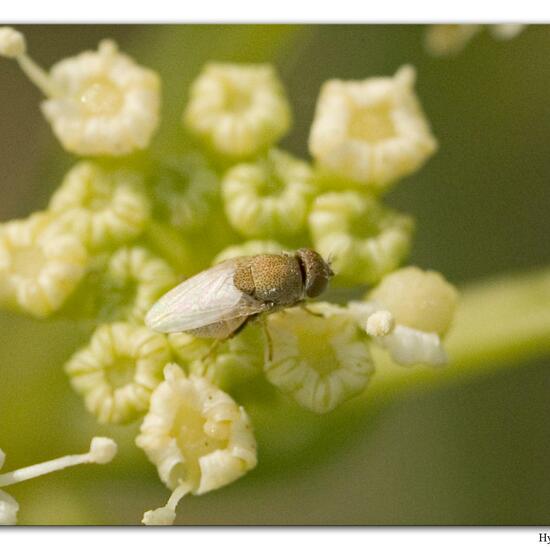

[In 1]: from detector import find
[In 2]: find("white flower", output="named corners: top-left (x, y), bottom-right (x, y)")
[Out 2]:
top-left (65, 323), bottom-right (171, 424)
top-left (0, 28), bottom-right (160, 156)
top-left (183, 62), bottom-right (292, 158)
top-left (264, 303), bottom-right (374, 414)
top-left (350, 268), bottom-right (458, 367)
top-left (99, 246), bottom-right (178, 323)
top-left (350, 301), bottom-right (447, 367)
top-left (308, 65), bottom-right (437, 191)
top-left (373, 318), bottom-right (448, 366)
top-left (222, 149), bottom-right (316, 238)
top-left (308, 191), bottom-right (414, 285)
top-left (0, 437), bottom-right (117, 525)
top-left (49, 162), bottom-right (150, 251)
top-left (136, 364), bottom-right (257, 525)
top-left (369, 266), bottom-right (459, 335)
top-left (0, 212), bottom-right (88, 318)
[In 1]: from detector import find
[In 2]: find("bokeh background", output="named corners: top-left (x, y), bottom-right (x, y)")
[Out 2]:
top-left (0, 25), bottom-right (549, 525)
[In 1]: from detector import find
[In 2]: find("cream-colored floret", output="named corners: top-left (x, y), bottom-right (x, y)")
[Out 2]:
top-left (308, 65), bottom-right (437, 191)
top-left (42, 40), bottom-right (160, 156)
top-left (349, 301), bottom-right (449, 367)
top-left (136, 364), bottom-right (257, 525)
top-left (222, 149), bottom-right (315, 238)
top-left (369, 266), bottom-right (458, 335)
top-left (0, 212), bottom-right (87, 318)
top-left (0, 29), bottom-right (160, 156)
top-left (308, 191), bottom-right (413, 285)
top-left (49, 162), bottom-right (150, 250)
top-left (65, 323), bottom-right (171, 424)
top-left (265, 303), bottom-right (373, 414)
top-left (184, 63), bottom-right (292, 158)
top-left (104, 247), bottom-right (178, 323)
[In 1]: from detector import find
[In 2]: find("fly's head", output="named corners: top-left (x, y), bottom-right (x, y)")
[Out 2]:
top-left (296, 248), bottom-right (334, 298)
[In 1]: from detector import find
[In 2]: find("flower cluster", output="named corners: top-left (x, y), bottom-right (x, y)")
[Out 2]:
top-left (0, 27), bottom-right (460, 525)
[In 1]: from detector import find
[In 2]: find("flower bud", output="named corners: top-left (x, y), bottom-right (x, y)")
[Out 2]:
top-left (222, 149), bottom-right (315, 239)
top-left (369, 266), bottom-right (458, 335)
top-left (309, 191), bottom-right (413, 285)
top-left (65, 323), bottom-right (171, 424)
top-left (0, 212), bottom-right (88, 318)
top-left (184, 62), bottom-right (291, 159)
top-left (0, 27), bottom-right (26, 58)
top-left (49, 162), bottom-right (150, 251)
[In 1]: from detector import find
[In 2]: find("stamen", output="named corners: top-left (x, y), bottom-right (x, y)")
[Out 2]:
top-left (366, 310), bottom-right (395, 337)
top-left (0, 437), bottom-right (117, 488)
top-left (16, 52), bottom-right (60, 97)
top-left (0, 27), bottom-right (60, 97)
top-left (142, 482), bottom-right (192, 526)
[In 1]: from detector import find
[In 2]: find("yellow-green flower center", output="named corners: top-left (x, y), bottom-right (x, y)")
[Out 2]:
top-left (349, 205), bottom-right (384, 238)
top-left (80, 80), bottom-right (123, 116)
top-left (296, 320), bottom-right (340, 376)
top-left (172, 403), bottom-right (226, 485)
top-left (105, 356), bottom-right (136, 388)
top-left (223, 85), bottom-right (251, 113)
top-left (348, 104), bottom-right (395, 142)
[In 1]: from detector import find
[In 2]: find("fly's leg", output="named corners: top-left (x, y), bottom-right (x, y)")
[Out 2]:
top-left (260, 316), bottom-right (274, 363)
top-left (300, 302), bottom-right (324, 318)
top-left (201, 339), bottom-right (222, 363)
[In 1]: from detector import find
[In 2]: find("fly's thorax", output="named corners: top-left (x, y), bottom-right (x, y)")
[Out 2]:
top-left (233, 254), bottom-right (304, 306)
top-left (295, 248), bottom-right (334, 298)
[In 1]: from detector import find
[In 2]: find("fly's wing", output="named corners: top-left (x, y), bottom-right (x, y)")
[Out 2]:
top-left (145, 260), bottom-right (267, 333)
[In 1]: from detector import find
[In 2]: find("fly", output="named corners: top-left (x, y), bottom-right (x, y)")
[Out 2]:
top-left (145, 248), bottom-right (334, 340)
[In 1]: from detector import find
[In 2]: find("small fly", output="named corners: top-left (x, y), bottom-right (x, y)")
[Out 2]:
top-left (145, 248), bottom-right (334, 341)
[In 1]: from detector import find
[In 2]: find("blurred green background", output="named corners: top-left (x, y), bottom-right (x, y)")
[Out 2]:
top-left (0, 25), bottom-right (549, 525)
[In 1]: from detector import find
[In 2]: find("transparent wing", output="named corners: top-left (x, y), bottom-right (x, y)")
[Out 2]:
top-left (145, 260), bottom-right (267, 333)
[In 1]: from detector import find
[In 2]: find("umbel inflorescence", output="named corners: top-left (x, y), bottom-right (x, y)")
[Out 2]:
top-left (0, 27), bottom-right (459, 525)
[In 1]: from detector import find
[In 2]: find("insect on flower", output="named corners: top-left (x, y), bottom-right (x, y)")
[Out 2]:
top-left (145, 248), bottom-right (334, 340)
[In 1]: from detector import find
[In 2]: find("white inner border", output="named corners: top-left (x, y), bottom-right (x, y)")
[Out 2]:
top-left (1, 5), bottom-right (548, 546)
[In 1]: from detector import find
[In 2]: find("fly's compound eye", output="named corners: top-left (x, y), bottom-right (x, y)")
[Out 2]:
top-left (296, 248), bottom-right (333, 298)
